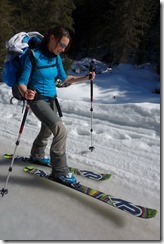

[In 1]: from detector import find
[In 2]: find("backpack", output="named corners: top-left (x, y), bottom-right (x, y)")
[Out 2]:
top-left (2, 31), bottom-right (43, 104)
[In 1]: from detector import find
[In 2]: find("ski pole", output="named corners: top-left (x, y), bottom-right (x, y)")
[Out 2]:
top-left (89, 63), bottom-right (95, 152)
top-left (0, 102), bottom-right (30, 197)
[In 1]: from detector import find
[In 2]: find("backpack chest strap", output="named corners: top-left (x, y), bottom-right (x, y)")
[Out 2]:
top-left (35, 63), bottom-right (57, 70)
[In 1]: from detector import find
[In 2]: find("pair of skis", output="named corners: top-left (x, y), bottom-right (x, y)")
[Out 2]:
top-left (3, 154), bottom-right (157, 219)
top-left (3, 154), bottom-right (111, 181)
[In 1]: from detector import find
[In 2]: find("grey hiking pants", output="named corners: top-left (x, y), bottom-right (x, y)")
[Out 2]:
top-left (29, 99), bottom-right (69, 177)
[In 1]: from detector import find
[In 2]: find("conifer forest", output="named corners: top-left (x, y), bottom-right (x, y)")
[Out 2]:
top-left (0, 0), bottom-right (160, 69)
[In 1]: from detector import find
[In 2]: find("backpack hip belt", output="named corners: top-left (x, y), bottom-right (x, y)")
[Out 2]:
top-left (32, 93), bottom-right (63, 117)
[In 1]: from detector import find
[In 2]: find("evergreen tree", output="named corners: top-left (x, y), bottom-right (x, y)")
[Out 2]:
top-left (104, 0), bottom-right (148, 64)
top-left (0, 0), bottom-right (160, 67)
top-left (0, 0), bottom-right (75, 65)
top-left (0, 0), bottom-right (17, 65)
top-left (135, 0), bottom-right (160, 65)
top-left (8, 0), bottom-right (75, 33)
top-left (72, 0), bottom-right (113, 58)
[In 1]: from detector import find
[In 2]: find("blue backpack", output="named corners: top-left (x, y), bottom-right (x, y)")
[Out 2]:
top-left (2, 32), bottom-right (43, 104)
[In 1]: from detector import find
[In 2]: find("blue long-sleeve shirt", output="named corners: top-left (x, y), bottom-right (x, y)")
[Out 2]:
top-left (18, 49), bottom-right (67, 97)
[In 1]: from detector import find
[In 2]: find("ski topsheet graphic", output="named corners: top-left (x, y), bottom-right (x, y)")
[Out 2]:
top-left (24, 166), bottom-right (157, 219)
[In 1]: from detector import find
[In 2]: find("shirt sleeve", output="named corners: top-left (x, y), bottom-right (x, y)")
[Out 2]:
top-left (18, 55), bottom-right (32, 86)
top-left (57, 55), bottom-right (67, 81)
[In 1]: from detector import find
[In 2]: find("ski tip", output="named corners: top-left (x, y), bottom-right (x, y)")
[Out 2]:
top-left (140, 208), bottom-right (158, 219)
top-left (101, 174), bottom-right (112, 180)
top-left (147, 209), bottom-right (158, 218)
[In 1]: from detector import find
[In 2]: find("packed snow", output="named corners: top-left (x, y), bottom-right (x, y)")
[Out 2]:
top-left (0, 60), bottom-right (160, 241)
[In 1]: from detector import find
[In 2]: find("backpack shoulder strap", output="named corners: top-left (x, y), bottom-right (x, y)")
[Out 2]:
top-left (28, 49), bottom-right (36, 75)
top-left (25, 49), bottom-right (36, 89)
top-left (27, 50), bottom-right (58, 73)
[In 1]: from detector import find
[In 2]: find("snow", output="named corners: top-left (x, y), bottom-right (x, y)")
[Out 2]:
top-left (0, 60), bottom-right (160, 241)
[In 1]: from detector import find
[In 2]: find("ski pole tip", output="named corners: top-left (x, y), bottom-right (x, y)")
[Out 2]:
top-left (89, 146), bottom-right (95, 152)
top-left (0, 188), bottom-right (8, 197)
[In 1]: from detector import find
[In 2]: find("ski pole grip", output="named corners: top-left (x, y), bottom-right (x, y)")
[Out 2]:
top-left (89, 64), bottom-right (95, 72)
top-left (89, 64), bottom-right (96, 80)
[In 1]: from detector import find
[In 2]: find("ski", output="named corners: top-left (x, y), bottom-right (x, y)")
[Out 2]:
top-left (24, 166), bottom-right (157, 219)
top-left (3, 154), bottom-right (111, 181)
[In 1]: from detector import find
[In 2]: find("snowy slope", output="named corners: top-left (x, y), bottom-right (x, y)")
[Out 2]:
top-left (0, 62), bottom-right (160, 241)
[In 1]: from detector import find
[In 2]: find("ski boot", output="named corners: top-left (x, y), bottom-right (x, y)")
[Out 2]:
top-left (30, 156), bottom-right (51, 166)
